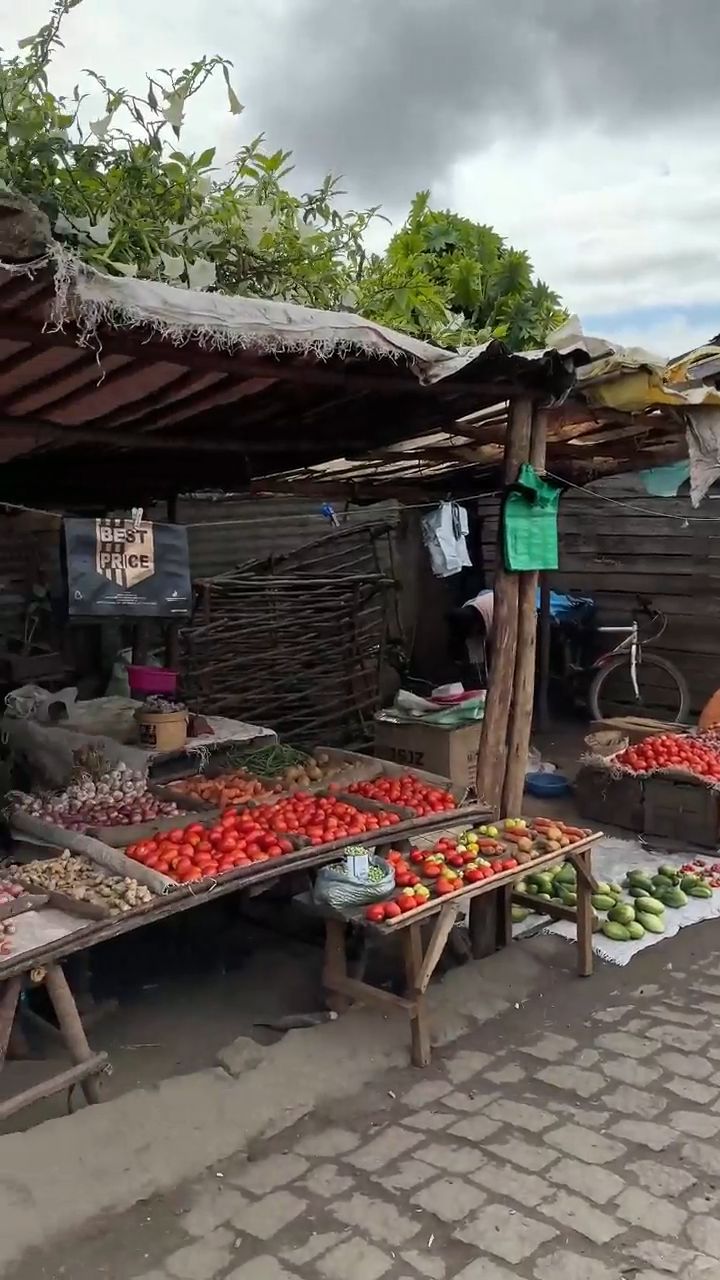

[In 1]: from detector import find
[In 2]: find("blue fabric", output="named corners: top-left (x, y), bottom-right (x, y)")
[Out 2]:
top-left (638, 462), bottom-right (690, 496)
top-left (535, 589), bottom-right (594, 620)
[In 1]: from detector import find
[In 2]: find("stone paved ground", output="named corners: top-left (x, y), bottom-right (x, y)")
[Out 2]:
top-left (12, 924), bottom-right (720, 1280)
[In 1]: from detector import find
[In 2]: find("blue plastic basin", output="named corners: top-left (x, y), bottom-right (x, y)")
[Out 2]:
top-left (525, 771), bottom-right (571, 798)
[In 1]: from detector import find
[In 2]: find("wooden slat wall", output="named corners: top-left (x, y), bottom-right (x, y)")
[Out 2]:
top-left (477, 491), bottom-right (720, 715)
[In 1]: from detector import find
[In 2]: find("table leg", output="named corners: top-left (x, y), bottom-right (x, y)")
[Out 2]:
top-left (0, 978), bottom-right (21, 1067)
top-left (496, 884), bottom-right (513, 950)
top-left (323, 920), bottom-right (350, 1013)
top-left (575, 851), bottom-right (593, 977)
top-left (44, 964), bottom-right (103, 1104)
top-left (403, 924), bottom-right (431, 1068)
top-left (468, 894), bottom-right (499, 958)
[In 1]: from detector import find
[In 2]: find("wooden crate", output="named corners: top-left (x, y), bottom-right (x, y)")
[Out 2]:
top-left (574, 761), bottom-right (644, 833)
top-left (590, 717), bottom-right (689, 745)
top-left (643, 774), bottom-right (720, 847)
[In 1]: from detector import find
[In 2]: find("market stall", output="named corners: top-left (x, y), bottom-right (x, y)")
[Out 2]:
top-left (0, 201), bottom-right (602, 1119)
top-left (305, 817), bottom-right (601, 1066)
top-left (0, 738), bottom-right (497, 1118)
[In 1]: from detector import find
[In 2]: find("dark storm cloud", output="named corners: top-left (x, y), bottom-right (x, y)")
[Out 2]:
top-left (240, 0), bottom-right (720, 202)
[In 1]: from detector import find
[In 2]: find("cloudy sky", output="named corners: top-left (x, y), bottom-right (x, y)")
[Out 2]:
top-left (4, 0), bottom-right (720, 356)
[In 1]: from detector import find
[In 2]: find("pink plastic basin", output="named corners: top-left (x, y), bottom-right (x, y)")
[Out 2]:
top-left (128, 665), bottom-right (178, 696)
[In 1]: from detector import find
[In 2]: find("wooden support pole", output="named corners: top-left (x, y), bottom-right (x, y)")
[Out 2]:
top-left (475, 395), bottom-right (534, 811)
top-left (536, 574), bottom-right (551, 732)
top-left (403, 924), bottom-right (431, 1068)
top-left (165, 494), bottom-right (181, 671)
top-left (501, 408), bottom-right (549, 817)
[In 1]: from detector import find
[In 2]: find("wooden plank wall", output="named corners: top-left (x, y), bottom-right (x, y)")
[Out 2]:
top-left (477, 490), bottom-right (720, 715)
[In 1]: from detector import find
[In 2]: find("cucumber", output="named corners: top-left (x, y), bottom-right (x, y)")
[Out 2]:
top-left (689, 884), bottom-right (713, 900)
top-left (592, 894), bottom-right (616, 911)
top-left (608, 903), bottom-right (635, 926)
top-left (634, 896), bottom-right (665, 916)
top-left (627, 921), bottom-right (646, 940)
top-left (595, 881), bottom-right (613, 897)
top-left (602, 920), bottom-right (630, 942)
top-left (628, 869), bottom-right (654, 888)
top-left (529, 873), bottom-right (554, 896)
top-left (681, 874), bottom-right (702, 891)
top-left (628, 875), bottom-right (655, 894)
top-left (609, 882), bottom-right (624, 897)
top-left (662, 888), bottom-right (688, 909)
top-left (629, 885), bottom-right (650, 899)
top-left (556, 865), bottom-right (577, 886)
top-left (637, 911), bottom-right (666, 934)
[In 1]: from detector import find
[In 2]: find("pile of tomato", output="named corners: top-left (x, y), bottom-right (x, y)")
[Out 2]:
top-left (346, 775), bottom-right (456, 816)
top-left (126, 793), bottom-right (401, 884)
top-left (616, 734), bottom-right (720, 781)
top-left (364, 838), bottom-right (519, 922)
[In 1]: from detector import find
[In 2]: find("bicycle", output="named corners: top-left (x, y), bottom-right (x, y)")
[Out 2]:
top-left (587, 595), bottom-right (689, 723)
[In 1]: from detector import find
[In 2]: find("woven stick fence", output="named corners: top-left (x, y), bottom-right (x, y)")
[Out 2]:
top-left (181, 524), bottom-right (398, 746)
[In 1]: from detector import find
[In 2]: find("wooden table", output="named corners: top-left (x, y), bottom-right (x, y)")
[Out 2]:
top-left (317, 832), bottom-right (601, 1068)
top-left (0, 804), bottom-right (490, 1122)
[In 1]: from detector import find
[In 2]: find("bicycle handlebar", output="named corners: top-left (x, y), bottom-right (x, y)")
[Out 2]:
top-left (636, 594), bottom-right (659, 619)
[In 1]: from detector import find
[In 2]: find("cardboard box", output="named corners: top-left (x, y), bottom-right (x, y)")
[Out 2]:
top-left (574, 761), bottom-right (644, 832)
top-left (373, 717), bottom-right (482, 789)
top-left (643, 774), bottom-right (720, 848)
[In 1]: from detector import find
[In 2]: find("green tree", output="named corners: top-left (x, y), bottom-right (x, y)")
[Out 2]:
top-left (0, 0), bottom-right (377, 305)
top-left (0, 3), bottom-right (565, 350)
top-left (357, 191), bottom-right (566, 349)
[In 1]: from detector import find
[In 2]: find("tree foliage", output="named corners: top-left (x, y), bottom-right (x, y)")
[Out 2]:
top-left (0, 0), bottom-right (376, 304)
top-left (0, 1), bottom-right (565, 348)
top-left (357, 191), bottom-right (566, 349)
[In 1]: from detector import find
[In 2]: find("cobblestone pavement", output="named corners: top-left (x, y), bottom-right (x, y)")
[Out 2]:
top-left (13, 928), bottom-right (720, 1280)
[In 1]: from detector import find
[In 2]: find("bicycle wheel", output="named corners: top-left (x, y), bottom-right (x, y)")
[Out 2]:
top-left (589, 654), bottom-right (689, 723)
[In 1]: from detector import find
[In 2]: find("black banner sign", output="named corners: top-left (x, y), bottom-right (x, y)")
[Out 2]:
top-left (64, 518), bottom-right (191, 618)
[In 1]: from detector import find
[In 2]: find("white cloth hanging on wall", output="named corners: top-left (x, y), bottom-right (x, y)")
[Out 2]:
top-left (420, 502), bottom-right (472, 577)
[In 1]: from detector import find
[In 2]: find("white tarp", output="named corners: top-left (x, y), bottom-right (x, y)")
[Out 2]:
top-left (1, 244), bottom-right (589, 388)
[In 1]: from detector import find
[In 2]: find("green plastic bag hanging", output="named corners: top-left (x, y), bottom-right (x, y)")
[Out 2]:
top-left (503, 464), bottom-right (561, 571)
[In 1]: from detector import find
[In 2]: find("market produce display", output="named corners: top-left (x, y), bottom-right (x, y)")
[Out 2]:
top-left (234, 744), bottom-right (337, 789)
top-left (362, 817), bottom-right (594, 922)
top-left (169, 771), bottom-right (275, 807)
top-left (347, 775), bottom-right (457, 816)
top-left (10, 852), bottom-right (155, 914)
top-left (13, 761), bottom-right (181, 831)
top-left (141, 695), bottom-right (187, 713)
top-left (518, 854), bottom-right (720, 945)
top-left (0, 880), bottom-right (27, 957)
top-left (126, 794), bottom-right (402, 883)
top-left (615, 733), bottom-right (720, 781)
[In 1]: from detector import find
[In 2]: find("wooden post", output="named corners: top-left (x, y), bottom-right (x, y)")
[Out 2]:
top-left (475, 396), bottom-right (534, 811)
top-left (165, 494), bottom-right (181, 671)
top-left (501, 408), bottom-right (549, 817)
top-left (403, 924), bottom-right (431, 1068)
top-left (323, 920), bottom-right (350, 1013)
top-left (536, 574), bottom-right (551, 731)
